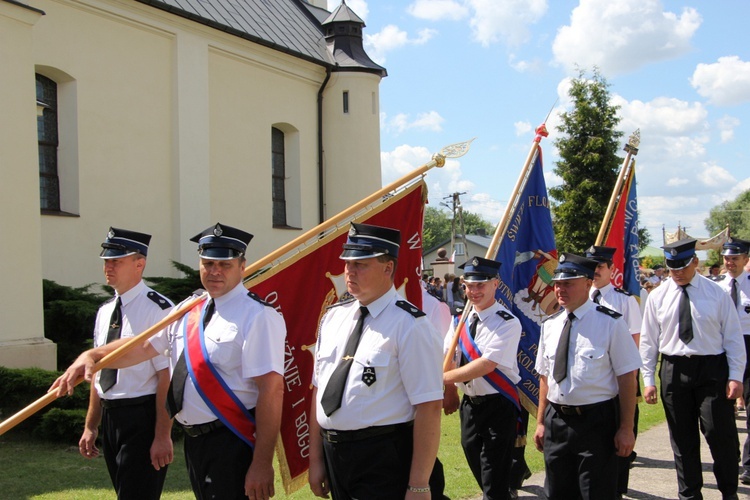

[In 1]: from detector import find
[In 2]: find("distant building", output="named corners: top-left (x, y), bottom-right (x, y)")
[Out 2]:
top-left (423, 229), bottom-right (494, 273)
top-left (0, 0), bottom-right (384, 369)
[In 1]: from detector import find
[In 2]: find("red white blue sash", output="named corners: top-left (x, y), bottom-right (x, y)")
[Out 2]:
top-left (184, 299), bottom-right (256, 447)
top-left (458, 318), bottom-right (521, 412)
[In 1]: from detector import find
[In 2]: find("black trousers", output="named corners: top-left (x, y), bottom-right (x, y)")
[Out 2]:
top-left (183, 425), bottom-right (254, 500)
top-left (509, 408), bottom-right (531, 490)
top-left (660, 353), bottom-right (739, 500)
top-left (101, 397), bottom-right (167, 500)
top-left (543, 398), bottom-right (618, 500)
top-left (322, 424), bottom-right (414, 499)
top-left (742, 336), bottom-right (750, 474)
top-left (616, 373), bottom-right (641, 495)
top-left (460, 394), bottom-right (519, 500)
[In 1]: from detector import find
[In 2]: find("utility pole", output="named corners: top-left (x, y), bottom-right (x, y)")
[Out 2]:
top-left (441, 192), bottom-right (468, 265)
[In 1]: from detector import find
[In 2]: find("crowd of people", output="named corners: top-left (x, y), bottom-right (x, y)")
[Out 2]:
top-left (49, 224), bottom-right (750, 500)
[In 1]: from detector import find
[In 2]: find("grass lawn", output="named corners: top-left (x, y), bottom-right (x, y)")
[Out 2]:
top-left (0, 399), bottom-right (665, 499)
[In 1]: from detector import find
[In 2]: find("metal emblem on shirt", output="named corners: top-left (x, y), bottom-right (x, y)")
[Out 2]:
top-left (362, 367), bottom-right (376, 386)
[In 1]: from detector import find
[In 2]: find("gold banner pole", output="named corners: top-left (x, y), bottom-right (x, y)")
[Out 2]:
top-left (595, 129), bottom-right (640, 245)
top-left (0, 139), bottom-right (474, 436)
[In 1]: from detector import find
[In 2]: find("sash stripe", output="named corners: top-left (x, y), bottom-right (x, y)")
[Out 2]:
top-left (458, 320), bottom-right (521, 412)
top-left (184, 300), bottom-right (257, 447)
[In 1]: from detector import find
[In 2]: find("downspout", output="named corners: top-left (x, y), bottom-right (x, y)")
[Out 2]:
top-left (317, 66), bottom-right (333, 224)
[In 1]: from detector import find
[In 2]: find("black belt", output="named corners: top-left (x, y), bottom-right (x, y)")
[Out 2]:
top-left (463, 393), bottom-right (502, 405)
top-left (181, 419), bottom-right (225, 438)
top-left (550, 398), bottom-right (614, 416)
top-left (662, 353), bottom-right (725, 362)
top-left (321, 421), bottom-right (413, 444)
top-left (100, 394), bottom-right (155, 409)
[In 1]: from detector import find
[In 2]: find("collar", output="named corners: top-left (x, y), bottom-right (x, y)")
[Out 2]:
top-left (357, 286), bottom-right (397, 319)
top-left (566, 299), bottom-right (595, 320)
top-left (213, 282), bottom-right (248, 309)
top-left (592, 282), bottom-right (613, 296)
top-left (728, 270), bottom-right (749, 282)
top-left (117, 280), bottom-right (147, 307)
top-left (473, 300), bottom-right (500, 322)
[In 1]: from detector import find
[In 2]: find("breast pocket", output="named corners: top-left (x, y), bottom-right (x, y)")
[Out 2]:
top-left (204, 330), bottom-right (239, 368)
top-left (575, 346), bottom-right (607, 377)
top-left (351, 350), bottom-right (391, 396)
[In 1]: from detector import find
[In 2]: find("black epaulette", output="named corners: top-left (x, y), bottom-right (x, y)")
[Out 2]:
top-left (714, 275), bottom-right (727, 282)
top-left (614, 287), bottom-right (632, 297)
top-left (147, 291), bottom-right (172, 310)
top-left (395, 300), bottom-right (426, 318)
top-left (596, 305), bottom-right (622, 319)
top-left (326, 297), bottom-right (356, 310)
top-left (247, 290), bottom-right (274, 308)
top-left (543, 309), bottom-right (564, 323)
top-left (496, 310), bottom-right (515, 321)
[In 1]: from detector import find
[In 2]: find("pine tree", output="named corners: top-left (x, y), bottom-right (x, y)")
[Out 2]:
top-left (549, 68), bottom-right (623, 253)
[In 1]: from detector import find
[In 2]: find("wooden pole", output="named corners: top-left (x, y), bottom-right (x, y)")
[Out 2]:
top-left (595, 129), bottom-right (640, 245)
top-left (0, 138), bottom-right (476, 436)
top-left (443, 126), bottom-right (548, 371)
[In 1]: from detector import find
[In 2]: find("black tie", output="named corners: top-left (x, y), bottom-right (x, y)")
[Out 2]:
top-left (553, 313), bottom-right (575, 383)
top-left (320, 306), bottom-right (369, 417)
top-left (679, 285), bottom-right (694, 344)
top-left (592, 290), bottom-right (602, 304)
top-left (166, 299), bottom-right (214, 418)
top-left (99, 298), bottom-right (122, 393)
top-left (731, 278), bottom-right (739, 307)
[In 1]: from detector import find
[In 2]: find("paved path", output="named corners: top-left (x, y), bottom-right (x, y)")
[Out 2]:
top-left (512, 412), bottom-right (750, 499)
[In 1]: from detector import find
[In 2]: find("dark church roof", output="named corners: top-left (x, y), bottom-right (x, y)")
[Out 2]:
top-left (133, 0), bottom-right (384, 74)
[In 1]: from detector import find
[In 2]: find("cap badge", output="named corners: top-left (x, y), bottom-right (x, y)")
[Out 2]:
top-left (559, 254), bottom-right (566, 263)
top-left (107, 229), bottom-right (115, 239)
top-left (472, 257), bottom-right (479, 266)
top-left (213, 225), bottom-right (223, 237)
top-left (348, 226), bottom-right (357, 237)
top-left (670, 249), bottom-right (678, 256)
top-left (587, 245), bottom-right (595, 254)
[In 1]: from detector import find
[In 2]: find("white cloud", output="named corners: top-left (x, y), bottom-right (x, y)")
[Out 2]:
top-left (716, 115), bottom-right (740, 143)
top-left (364, 25), bottom-right (437, 64)
top-left (552, 0), bottom-right (701, 76)
top-left (514, 121), bottom-right (532, 136)
top-left (407, 0), bottom-right (468, 21)
top-left (666, 178), bottom-right (689, 187)
top-left (466, 0), bottom-right (547, 47)
top-left (381, 144), bottom-right (504, 223)
top-left (383, 111), bottom-right (445, 134)
top-left (690, 56), bottom-right (750, 106)
top-left (697, 163), bottom-right (736, 188)
top-left (615, 96), bottom-right (708, 136)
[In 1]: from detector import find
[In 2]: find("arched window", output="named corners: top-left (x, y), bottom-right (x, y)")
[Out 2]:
top-left (36, 74), bottom-right (60, 211)
top-left (272, 127), bottom-right (287, 226)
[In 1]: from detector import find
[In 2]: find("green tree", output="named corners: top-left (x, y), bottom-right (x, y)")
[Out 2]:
top-left (704, 188), bottom-right (750, 265)
top-left (422, 206), bottom-right (494, 251)
top-left (705, 188), bottom-right (750, 240)
top-left (549, 68), bottom-right (624, 253)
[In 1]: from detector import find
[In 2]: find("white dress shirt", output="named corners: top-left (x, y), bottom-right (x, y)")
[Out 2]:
top-left (716, 271), bottom-right (750, 335)
top-left (640, 273), bottom-right (745, 387)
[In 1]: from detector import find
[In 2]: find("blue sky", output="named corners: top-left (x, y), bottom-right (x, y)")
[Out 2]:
top-left (328, 0), bottom-right (750, 245)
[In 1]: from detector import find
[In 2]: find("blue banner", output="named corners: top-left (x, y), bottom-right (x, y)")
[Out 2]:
top-left (622, 168), bottom-right (641, 297)
top-left (493, 145), bottom-right (558, 411)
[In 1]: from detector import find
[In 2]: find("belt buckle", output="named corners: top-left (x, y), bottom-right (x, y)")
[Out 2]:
top-left (324, 430), bottom-right (338, 443)
top-left (560, 405), bottom-right (581, 416)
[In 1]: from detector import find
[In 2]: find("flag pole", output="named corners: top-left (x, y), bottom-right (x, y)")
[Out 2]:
top-left (0, 139), bottom-right (475, 436)
top-left (443, 125), bottom-right (548, 372)
top-left (595, 130), bottom-right (640, 245)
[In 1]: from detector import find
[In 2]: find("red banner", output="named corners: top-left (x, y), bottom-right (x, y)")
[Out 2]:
top-left (246, 182), bottom-right (426, 492)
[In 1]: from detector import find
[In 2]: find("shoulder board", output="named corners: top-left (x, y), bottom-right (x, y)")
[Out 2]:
top-left (714, 275), bottom-right (727, 282)
top-left (496, 310), bottom-right (515, 321)
top-left (614, 287), bottom-right (632, 296)
top-left (246, 290), bottom-right (273, 308)
top-left (596, 305), bottom-right (622, 319)
top-left (543, 309), bottom-right (564, 323)
top-left (395, 300), bottom-right (426, 318)
top-left (146, 291), bottom-right (172, 310)
top-left (326, 297), bottom-right (356, 310)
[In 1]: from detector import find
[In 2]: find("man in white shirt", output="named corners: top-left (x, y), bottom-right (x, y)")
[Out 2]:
top-left (640, 238), bottom-right (744, 500)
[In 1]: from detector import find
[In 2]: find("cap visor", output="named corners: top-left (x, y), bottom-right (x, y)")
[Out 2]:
top-left (463, 274), bottom-right (493, 283)
top-left (665, 258), bottom-right (691, 270)
top-left (100, 249), bottom-right (137, 259)
top-left (199, 247), bottom-right (242, 260)
top-left (339, 249), bottom-right (386, 260)
top-left (551, 272), bottom-right (589, 281)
